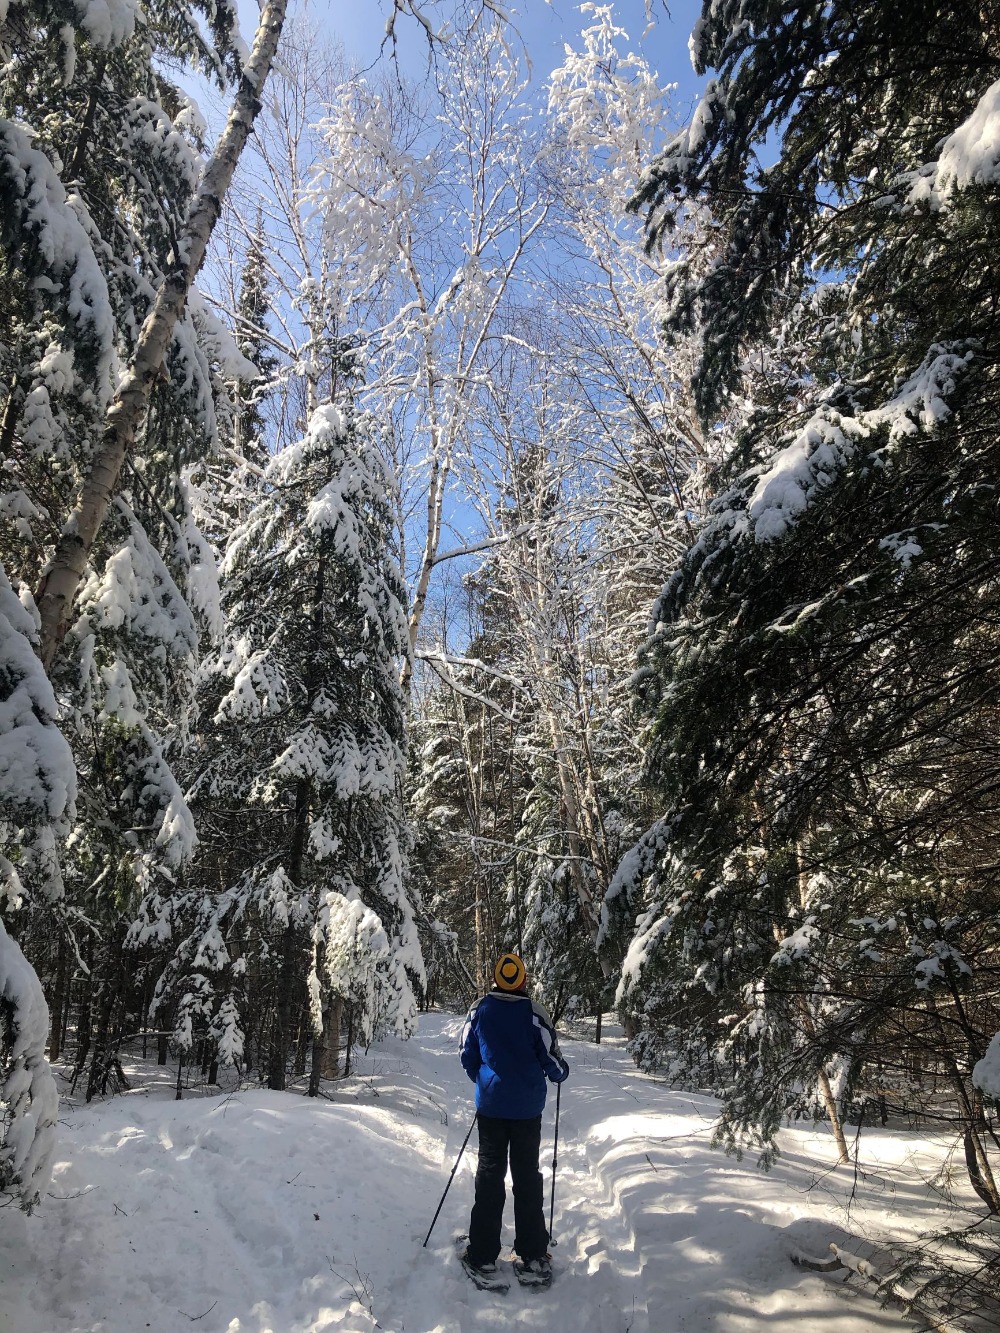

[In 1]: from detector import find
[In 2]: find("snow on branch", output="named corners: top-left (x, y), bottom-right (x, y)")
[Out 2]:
top-left (906, 78), bottom-right (1000, 209)
top-left (973, 1031), bottom-right (1000, 1103)
top-left (0, 120), bottom-right (118, 407)
top-left (0, 568), bottom-right (76, 830)
top-left (739, 341), bottom-right (977, 545)
top-left (418, 653), bottom-right (521, 722)
top-left (790, 1243), bottom-right (974, 1333)
top-left (440, 829), bottom-right (593, 864)
top-left (416, 649), bottom-right (530, 693)
top-left (428, 523), bottom-right (532, 568)
top-left (0, 919), bottom-right (58, 1210)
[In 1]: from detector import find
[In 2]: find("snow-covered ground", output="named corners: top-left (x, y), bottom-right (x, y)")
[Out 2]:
top-left (0, 1014), bottom-right (977, 1333)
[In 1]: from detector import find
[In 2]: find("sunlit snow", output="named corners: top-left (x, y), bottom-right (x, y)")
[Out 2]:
top-left (0, 1014), bottom-right (978, 1333)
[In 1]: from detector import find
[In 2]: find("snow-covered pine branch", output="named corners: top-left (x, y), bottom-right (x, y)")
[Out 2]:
top-left (0, 918), bottom-right (59, 1210)
top-left (0, 566), bottom-right (74, 1206)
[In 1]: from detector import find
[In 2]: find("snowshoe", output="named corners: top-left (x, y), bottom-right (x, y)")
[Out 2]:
top-left (513, 1254), bottom-right (553, 1289)
top-left (456, 1240), bottom-right (509, 1293)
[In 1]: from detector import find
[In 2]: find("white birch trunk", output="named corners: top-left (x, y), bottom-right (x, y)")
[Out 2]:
top-left (36, 0), bottom-right (290, 671)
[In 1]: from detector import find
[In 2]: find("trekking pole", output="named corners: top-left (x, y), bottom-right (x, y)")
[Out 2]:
top-left (423, 1112), bottom-right (477, 1248)
top-left (548, 1080), bottom-right (561, 1245)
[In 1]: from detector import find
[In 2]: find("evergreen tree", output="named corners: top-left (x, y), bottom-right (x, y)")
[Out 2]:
top-left (147, 398), bottom-right (422, 1090)
top-left (232, 215), bottom-right (278, 472)
top-left (0, 566), bottom-right (73, 1205)
top-left (610, 0), bottom-right (1000, 1275)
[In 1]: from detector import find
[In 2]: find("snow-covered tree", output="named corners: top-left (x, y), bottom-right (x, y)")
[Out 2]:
top-left (408, 9), bottom-right (715, 1020)
top-left (304, 20), bottom-right (550, 694)
top-left (153, 398), bottom-right (423, 1089)
top-left (232, 215), bottom-right (279, 471)
top-left (610, 0), bottom-right (1000, 1259)
top-left (0, 567), bottom-right (73, 1205)
top-left (543, 2), bottom-right (715, 598)
top-left (0, 0), bottom-right (273, 1099)
top-left (412, 334), bottom-right (661, 1019)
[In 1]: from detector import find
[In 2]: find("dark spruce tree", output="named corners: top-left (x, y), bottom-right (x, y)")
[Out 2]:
top-left (608, 3), bottom-right (1000, 1297)
top-left (233, 214), bottom-right (278, 473)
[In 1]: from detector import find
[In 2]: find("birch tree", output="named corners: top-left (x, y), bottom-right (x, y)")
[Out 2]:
top-left (35, 0), bottom-right (291, 671)
top-left (311, 20), bottom-right (549, 692)
top-left (408, 8), bottom-right (715, 1014)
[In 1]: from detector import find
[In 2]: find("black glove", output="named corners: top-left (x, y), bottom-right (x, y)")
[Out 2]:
top-left (551, 1056), bottom-right (569, 1084)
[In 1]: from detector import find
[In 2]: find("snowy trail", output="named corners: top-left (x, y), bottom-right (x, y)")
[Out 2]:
top-left (380, 1020), bottom-right (653, 1333)
top-left (0, 1014), bottom-right (958, 1332)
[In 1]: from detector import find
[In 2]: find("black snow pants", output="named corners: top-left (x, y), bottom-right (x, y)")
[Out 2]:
top-left (468, 1113), bottom-right (548, 1265)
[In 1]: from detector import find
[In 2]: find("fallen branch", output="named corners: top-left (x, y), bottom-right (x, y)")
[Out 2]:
top-left (790, 1242), bottom-right (973, 1333)
top-left (789, 1246), bottom-right (842, 1272)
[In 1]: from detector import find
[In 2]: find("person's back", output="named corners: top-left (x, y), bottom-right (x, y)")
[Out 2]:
top-left (459, 952), bottom-right (569, 1281)
top-left (462, 990), bottom-right (561, 1118)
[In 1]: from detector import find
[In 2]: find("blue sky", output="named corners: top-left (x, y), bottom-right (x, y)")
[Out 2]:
top-left (236, 0), bottom-right (709, 117)
top-left (224, 0), bottom-right (711, 578)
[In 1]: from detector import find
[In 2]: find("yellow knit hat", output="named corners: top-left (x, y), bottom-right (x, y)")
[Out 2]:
top-left (493, 952), bottom-right (527, 992)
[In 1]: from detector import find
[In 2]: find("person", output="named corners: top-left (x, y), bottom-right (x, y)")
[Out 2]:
top-left (459, 951), bottom-right (569, 1282)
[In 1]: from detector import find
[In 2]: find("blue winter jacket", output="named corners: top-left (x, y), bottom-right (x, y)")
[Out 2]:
top-left (460, 991), bottom-right (568, 1119)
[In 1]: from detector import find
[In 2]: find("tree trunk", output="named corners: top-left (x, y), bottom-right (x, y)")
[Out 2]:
top-left (308, 1030), bottom-right (323, 1098)
top-left (70, 935), bottom-right (94, 1094)
top-left (344, 1003), bottom-right (355, 1079)
top-left (268, 774), bottom-right (310, 1091)
top-left (474, 875), bottom-right (488, 994)
top-left (66, 53), bottom-right (108, 182)
top-left (307, 995), bottom-right (343, 1096)
top-left (85, 925), bottom-right (129, 1102)
top-left (35, 0), bottom-right (290, 670)
top-left (140, 972), bottom-right (156, 1060)
top-left (268, 923), bottom-right (299, 1091)
top-left (49, 934), bottom-right (69, 1062)
top-left (815, 1058), bottom-right (850, 1165)
top-left (293, 1003), bottom-right (309, 1078)
top-left (322, 995), bottom-right (343, 1079)
top-left (963, 1119), bottom-right (1000, 1214)
top-left (791, 840), bottom-right (849, 1163)
top-left (0, 376), bottom-right (24, 466)
top-left (60, 966), bottom-right (73, 1061)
